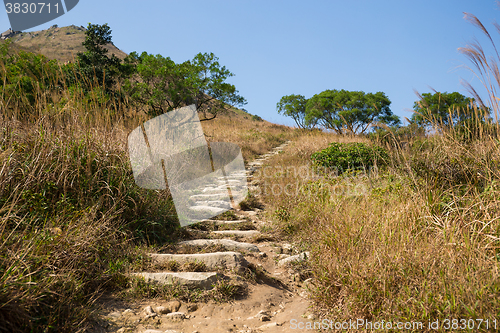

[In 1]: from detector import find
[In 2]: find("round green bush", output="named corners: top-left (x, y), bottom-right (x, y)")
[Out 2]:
top-left (311, 142), bottom-right (389, 174)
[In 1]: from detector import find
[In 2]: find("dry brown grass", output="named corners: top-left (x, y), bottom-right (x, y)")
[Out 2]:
top-left (0, 46), bottom-right (296, 330)
top-left (260, 130), bottom-right (500, 331)
top-left (253, 100), bottom-right (500, 333)
top-left (201, 111), bottom-right (298, 161)
top-left (8, 12), bottom-right (500, 332)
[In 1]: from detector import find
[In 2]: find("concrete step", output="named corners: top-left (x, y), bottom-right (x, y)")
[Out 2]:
top-left (201, 187), bottom-right (226, 194)
top-left (130, 272), bottom-right (219, 289)
top-left (248, 185), bottom-right (259, 192)
top-left (196, 220), bottom-right (251, 227)
top-left (177, 239), bottom-right (260, 252)
top-left (214, 220), bottom-right (249, 226)
top-left (247, 167), bottom-right (257, 174)
top-left (228, 174), bottom-right (247, 179)
top-left (196, 219), bottom-right (242, 223)
top-left (216, 178), bottom-right (244, 184)
top-left (248, 161), bottom-right (264, 167)
top-left (277, 252), bottom-right (311, 267)
top-left (190, 193), bottom-right (228, 201)
top-left (190, 200), bottom-right (231, 209)
top-left (149, 251), bottom-right (248, 273)
top-left (212, 230), bottom-right (261, 238)
top-left (188, 205), bottom-right (226, 215)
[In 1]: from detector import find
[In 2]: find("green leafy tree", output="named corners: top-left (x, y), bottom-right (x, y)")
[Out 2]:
top-left (411, 91), bottom-right (485, 126)
top-left (123, 52), bottom-right (183, 116)
top-left (189, 52), bottom-right (246, 119)
top-left (125, 51), bottom-right (246, 118)
top-left (75, 23), bottom-right (121, 91)
top-left (305, 89), bottom-right (400, 134)
top-left (276, 94), bottom-right (316, 129)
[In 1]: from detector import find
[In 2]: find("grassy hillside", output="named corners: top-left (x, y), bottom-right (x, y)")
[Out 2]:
top-left (0, 49), bottom-right (299, 330)
top-left (202, 108), bottom-right (296, 161)
top-left (2, 18), bottom-right (500, 333)
top-left (5, 25), bottom-right (127, 62)
top-left (258, 123), bottom-right (500, 330)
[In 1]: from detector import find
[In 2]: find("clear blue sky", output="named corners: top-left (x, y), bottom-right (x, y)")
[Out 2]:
top-left (1, 1), bottom-right (499, 126)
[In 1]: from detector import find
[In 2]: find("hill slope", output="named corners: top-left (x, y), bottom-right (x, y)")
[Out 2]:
top-left (4, 24), bottom-right (127, 62)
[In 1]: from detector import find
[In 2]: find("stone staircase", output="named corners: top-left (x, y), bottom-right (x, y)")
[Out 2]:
top-left (130, 141), bottom-right (291, 290)
top-left (105, 140), bottom-right (315, 333)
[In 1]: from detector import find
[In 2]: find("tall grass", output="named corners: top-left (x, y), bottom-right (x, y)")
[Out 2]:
top-left (262, 132), bottom-right (500, 332)
top-left (0, 65), bottom-right (179, 331)
top-left (260, 14), bottom-right (500, 332)
top-left (0, 41), bottom-right (297, 331)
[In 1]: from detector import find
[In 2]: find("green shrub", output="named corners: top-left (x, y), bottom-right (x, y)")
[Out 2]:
top-left (311, 142), bottom-right (389, 174)
top-left (252, 115), bottom-right (263, 121)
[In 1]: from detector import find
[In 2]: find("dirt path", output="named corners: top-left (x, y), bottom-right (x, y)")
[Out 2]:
top-left (95, 141), bottom-right (316, 333)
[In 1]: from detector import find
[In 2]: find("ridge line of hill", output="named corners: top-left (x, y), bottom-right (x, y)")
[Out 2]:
top-left (1, 24), bottom-right (127, 62)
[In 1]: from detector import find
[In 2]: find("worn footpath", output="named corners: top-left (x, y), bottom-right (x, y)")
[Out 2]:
top-left (97, 141), bottom-right (317, 333)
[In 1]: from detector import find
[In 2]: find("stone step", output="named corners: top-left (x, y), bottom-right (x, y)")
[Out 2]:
top-left (248, 185), bottom-right (259, 192)
top-left (214, 220), bottom-right (249, 226)
top-left (247, 167), bottom-right (257, 174)
top-left (177, 239), bottom-right (259, 252)
top-left (216, 177), bottom-right (245, 182)
top-left (248, 161), bottom-right (264, 167)
top-left (198, 220), bottom-right (248, 225)
top-left (149, 251), bottom-right (248, 273)
top-left (196, 219), bottom-right (249, 226)
top-left (130, 272), bottom-right (219, 289)
top-left (191, 200), bottom-right (231, 209)
top-left (188, 205), bottom-right (226, 215)
top-left (277, 252), bottom-right (311, 267)
top-left (190, 193), bottom-right (228, 201)
top-left (228, 175), bottom-right (247, 179)
top-left (201, 187), bottom-right (226, 194)
top-left (212, 230), bottom-right (261, 237)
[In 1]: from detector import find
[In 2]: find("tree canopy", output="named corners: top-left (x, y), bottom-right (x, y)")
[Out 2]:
top-left (276, 94), bottom-right (314, 129)
top-left (304, 89), bottom-right (400, 134)
top-left (0, 22), bottom-right (246, 121)
top-left (124, 51), bottom-right (246, 118)
top-left (75, 23), bottom-right (122, 90)
top-left (411, 91), bottom-right (485, 126)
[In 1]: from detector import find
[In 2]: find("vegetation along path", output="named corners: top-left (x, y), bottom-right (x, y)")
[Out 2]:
top-left (96, 141), bottom-right (317, 333)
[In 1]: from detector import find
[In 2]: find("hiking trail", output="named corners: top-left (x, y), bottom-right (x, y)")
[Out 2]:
top-left (96, 141), bottom-right (317, 333)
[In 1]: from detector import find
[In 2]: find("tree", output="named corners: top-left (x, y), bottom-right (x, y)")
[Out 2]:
top-left (123, 52), bottom-right (183, 116)
top-left (411, 91), bottom-right (484, 126)
top-left (189, 52), bottom-right (246, 119)
top-left (76, 23), bottom-right (121, 91)
top-left (276, 94), bottom-right (316, 129)
top-left (125, 51), bottom-right (246, 119)
top-left (305, 89), bottom-right (400, 135)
